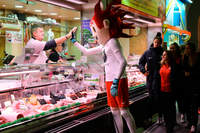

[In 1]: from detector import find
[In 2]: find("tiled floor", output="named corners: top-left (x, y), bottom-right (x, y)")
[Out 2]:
top-left (143, 114), bottom-right (200, 133)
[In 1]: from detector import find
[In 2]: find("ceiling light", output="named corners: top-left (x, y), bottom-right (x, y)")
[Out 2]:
top-left (15, 5), bottom-right (24, 8)
top-left (42, 13), bottom-right (47, 15)
top-left (124, 14), bottom-right (135, 19)
top-left (2, 5), bottom-right (6, 7)
top-left (39, 0), bottom-right (75, 10)
top-left (50, 13), bottom-right (57, 15)
top-left (73, 17), bottom-right (80, 20)
top-left (65, 0), bottom-right (88, 4)
top-left (134, 18), bottom-right (155, 24)
top-left (34, 10), bottom-right (42, 13)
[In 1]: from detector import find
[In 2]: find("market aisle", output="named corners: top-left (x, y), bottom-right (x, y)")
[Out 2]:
top-left (143, 114), bottom-right (200, 133)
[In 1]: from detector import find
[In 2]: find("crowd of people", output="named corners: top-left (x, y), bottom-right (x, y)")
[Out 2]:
top-left (139, 32), bottom-right (200, 133)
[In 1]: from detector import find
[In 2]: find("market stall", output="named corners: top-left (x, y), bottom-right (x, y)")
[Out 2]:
top-left (0, 62), bottom-right (147, 133)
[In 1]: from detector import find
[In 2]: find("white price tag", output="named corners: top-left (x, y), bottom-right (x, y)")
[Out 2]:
top-left (11, 94), bottom-right (15, 101)
top-left (4, 101), bottom-right (11, 107)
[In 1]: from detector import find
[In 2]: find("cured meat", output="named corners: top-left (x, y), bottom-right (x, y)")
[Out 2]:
top-left (1, 107), bottom-right (24, 122)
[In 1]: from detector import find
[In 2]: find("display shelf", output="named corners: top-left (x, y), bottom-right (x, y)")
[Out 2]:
top-left (0, 16), bottom-right (18, 22)
top-left (0, 62), bottom-right (105, 131)
top-left (0, 61), bottom-right (147, 132)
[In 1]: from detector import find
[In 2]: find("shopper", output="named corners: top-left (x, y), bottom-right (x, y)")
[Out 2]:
top-left (169, 42), bottom-right (185, 123)
top-left (182, 42), bottom-right (200, 133)
top-left (25, 24), bottom-right (77, 64)
top-left (159, 50), bottom-right (176, 133)
top-left (70, 1), bottom-right (136, 133)
top-left (138, 32), bottom-right (163, 124)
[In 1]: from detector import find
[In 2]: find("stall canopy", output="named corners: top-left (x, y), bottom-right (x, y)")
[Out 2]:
top-left (117, 0), bottom-right (166, 27)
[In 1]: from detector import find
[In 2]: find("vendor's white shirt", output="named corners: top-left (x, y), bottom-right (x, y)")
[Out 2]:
top-left (25, 38), bottom-right (47, 64)
top-left (74, 38), bottom-right (127, 81)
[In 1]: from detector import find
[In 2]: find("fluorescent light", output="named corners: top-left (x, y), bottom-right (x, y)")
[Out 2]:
top-left (50, 13), bottom-right (57, 15)
top-left (65, 0), bottom-right (87, 4)
top-left (124, 15), bottom-right (134, 19)
top-left (134, 18), bottom-right (154, 24)
top-left (39, 0), bottom-right (75, 10)
top-left (34, 9), bottom-right (42, 13)
top-left (42, 13), bottom-right (47, 15)
top-left (15, 5), bottom-right (24, 8)
top-left (73, 17), bottom-right (80, 20)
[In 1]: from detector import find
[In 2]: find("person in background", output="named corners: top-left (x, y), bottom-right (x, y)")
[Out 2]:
top-left (46, 43), bottom-right (66, 63)
top-left (139, 32), bottom-right (163, 124)
top-left (169, 42), bottom-right (185, 123)
top-left (159, 50), bottom-right (176, 133)
top-left (70, 1), bottom-right (136, 133)
top-left (182, 42), bottom-right (200, 133)
top-left (25, 24), bottom-right (77, 64)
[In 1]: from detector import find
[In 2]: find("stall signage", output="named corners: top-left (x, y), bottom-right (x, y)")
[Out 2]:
top-left (121, 0), bottom-right (165, 18)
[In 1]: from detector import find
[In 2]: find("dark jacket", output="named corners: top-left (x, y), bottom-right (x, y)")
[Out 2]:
top-left (170, 58), bottom-right (185, 94)
top-left (182, 52), bottom-right (200, 93)
top-left (139, 46), bottom-right (163, 96)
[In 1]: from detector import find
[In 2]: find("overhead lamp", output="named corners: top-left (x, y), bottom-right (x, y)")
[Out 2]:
top-left (50, 13), bottom-right (57, 15)
top-left (124, 14), bottom-right (135, 19)
top-left (39, 0), bottom-right (75, 10)
top-left (180, 0), bottom-right (192, 4)
top-left (64, 0), bottom-right (88, 4)
top-left (2, 5), bottom-right (6, 7)
top-left (15, 5), bottom-right (24, 8)
top-left (34, 9), bottom-right (42, 13)
top-left (133, 18), bottom-right (155, 24)
top-left (73, 17), bottom-right (80, 20)
top-left (42, 13), bottom-right (47, 15)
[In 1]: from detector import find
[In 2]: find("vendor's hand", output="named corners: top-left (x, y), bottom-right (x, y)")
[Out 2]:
top-left (110, 79), bottom-right (119, 97)
top-left (71, 27), bottom-right (77, 33)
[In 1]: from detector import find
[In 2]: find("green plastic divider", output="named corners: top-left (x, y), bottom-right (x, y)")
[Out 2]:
top-left (0, 102), bottom-right (81, 129)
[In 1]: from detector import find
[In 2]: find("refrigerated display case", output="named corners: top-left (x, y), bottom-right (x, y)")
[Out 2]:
top-left (0, 62), bottom-right (107, 132)
top-left (0, 61), bottom-right (148, 133)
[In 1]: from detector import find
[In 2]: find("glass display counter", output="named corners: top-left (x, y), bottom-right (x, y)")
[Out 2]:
top-left (0, 61), bottom-right (147, 133)
top-left (0, 62), bottom-right (105, 132)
